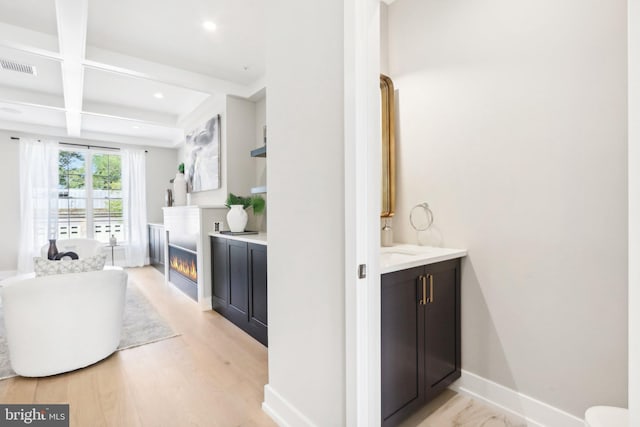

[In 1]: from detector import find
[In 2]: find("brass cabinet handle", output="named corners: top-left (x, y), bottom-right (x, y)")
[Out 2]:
top-left (418, 275), bottom-right (427, 305)
top-left (423, 275), bottom-right (428, 305)
top-left (428, 274), bottom-right (434, 303)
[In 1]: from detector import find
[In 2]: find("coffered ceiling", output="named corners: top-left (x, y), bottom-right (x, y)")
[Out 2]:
top-left (0, 0), bottom-right (266, 147)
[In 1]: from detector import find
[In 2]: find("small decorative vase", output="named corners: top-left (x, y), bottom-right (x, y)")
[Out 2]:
top-left (227, 205), bottom-right (248, 232)
top-left (173, 172), bottom-right (187, 206)
top-left (47, 239), bottom-right (58, 260)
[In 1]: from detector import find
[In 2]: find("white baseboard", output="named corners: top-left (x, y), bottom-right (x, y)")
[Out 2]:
top-left (261, 371), bottom-right (584, 427)
top-left (450, 370), bottom-right (584, 427)
top-left (198, 298), bottom-right (212, 311)
top-left (262, 384), bottom-right (316, 427)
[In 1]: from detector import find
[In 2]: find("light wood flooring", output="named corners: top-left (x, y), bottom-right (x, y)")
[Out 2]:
top-left (0, 266), bottom-right (528, 427)
top-left (399, 389), bottom-right (528, 427)
top-left (0, 266), bottom-right (275, 427)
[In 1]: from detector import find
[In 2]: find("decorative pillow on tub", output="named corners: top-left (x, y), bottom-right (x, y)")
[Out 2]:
top-left (34, 254), bottom-right (107, 277)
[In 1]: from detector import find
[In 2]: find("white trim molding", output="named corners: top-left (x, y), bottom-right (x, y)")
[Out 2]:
top-left (344, 0), bottom-right (382, 425)
top-left (262, 385), bottom-right (316, 427)
top-left (450, 371), bottom-right (584, 427)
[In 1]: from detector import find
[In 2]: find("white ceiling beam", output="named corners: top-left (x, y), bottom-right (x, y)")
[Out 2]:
top-left (78, 129), bottom-right (181, 148)
top-left (83, 101), bottom-right (178, 127)
top-left (246, 77), bottom-right (267, 101)
top-left (1, 119), bottom-right (179, 149)
top-left (55, 0), bottom-right (88, 137)
top-left (84, 47), bottom-right (249, 97)
top-left (0, 87), bottom-right (179, 129)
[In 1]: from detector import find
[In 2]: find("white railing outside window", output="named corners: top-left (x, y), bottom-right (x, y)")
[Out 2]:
top-left (58, 149), bottom-right (123, 244)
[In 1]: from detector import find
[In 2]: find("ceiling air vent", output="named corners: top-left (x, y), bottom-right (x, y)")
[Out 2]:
top-left (0, 59), bottom-right (37, 76)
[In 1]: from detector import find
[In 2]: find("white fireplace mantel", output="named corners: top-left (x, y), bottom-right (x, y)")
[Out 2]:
top-left (163, 205), bottom-right (228, 310)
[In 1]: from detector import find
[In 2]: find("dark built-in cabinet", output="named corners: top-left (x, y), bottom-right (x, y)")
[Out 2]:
top-left (148, 224), bottom-right (165, 273)
top-left (211, 236), bottom-right (268, 346)
top-left (381, 258), bottom-right (461, 427)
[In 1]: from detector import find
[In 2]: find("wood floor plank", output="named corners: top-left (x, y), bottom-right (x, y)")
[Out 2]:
top-left (66, 364), bottom-right (108, 427)
top-left (94, 353), bottom-right (142, 427)
top-left (0, 377), bottom-right (37, 403)
top-left (34, 374), bottom-right (68, 404)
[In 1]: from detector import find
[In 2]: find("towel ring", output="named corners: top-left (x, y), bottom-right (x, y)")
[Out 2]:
top-left (410, 202), bottom-right (434, 231)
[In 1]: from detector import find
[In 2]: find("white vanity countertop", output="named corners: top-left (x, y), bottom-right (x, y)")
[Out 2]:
top-left (208, 232), bottom-right (268, 246)
top-left (380, 244), bottom-right (467, 274)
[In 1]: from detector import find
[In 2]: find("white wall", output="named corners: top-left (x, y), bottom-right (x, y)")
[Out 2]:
top-left (178, 95), bottom-right (227, 206)
top-left (177, 95), bottom-right (259, 213)
top-left (628, 0), bottom-right (639, 424)
top-left (0, 129), bottom-right (178, 272)
top-left (254, 96), bottom-right (267, 231)
top-left (380, 3), bottom-right (389, 76)
top-left (255, 96), bottom-right (266, 189)
top-left (386, 0), bottom-right (627, 418)
top-left (225, 96), bottom-right (257, 197)
top-left (0, 130), bottom-right (21, 273)
top-left (146, 146), bottom-right (183, 223)
top-left (263, 0), bottom-right (346, 425)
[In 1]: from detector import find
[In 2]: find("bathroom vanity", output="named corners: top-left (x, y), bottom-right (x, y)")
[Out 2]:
top-left (381, 245), bottom-right (466, 427)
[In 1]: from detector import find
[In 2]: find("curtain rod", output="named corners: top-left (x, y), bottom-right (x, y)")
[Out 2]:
top-left (10, 136), bottom-right (148, 153)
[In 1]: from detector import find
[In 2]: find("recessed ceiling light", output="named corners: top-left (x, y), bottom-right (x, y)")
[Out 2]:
top-left (154, 92), bottom-right (164, 99)
top-left (202, 21), bottom-right (217, 32)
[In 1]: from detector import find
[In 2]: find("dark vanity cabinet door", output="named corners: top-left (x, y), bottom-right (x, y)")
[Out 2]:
top-left (381, 266), bottom-right (426, 426)
top-left (381, 258), bottom-right (461, 427)
top-left (210, 236), bottom-right (268, 346)
top-left (424, 259), bottom-right (461, 400)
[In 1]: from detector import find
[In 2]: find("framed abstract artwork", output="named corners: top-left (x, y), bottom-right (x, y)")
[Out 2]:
top-left (185, 114), bottom-right (221, 192)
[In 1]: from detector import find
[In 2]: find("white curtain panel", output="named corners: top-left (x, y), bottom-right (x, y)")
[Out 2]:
top-left (122, 148), bottom-right (148, 267)
top-left (17, 139), bottom-right (59, 273)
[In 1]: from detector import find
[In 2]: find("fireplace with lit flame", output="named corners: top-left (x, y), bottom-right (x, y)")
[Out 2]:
top-left (168, 244), bottom-right (198, 301)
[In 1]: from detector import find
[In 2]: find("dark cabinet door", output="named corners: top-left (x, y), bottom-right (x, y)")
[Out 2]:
top-left (381, 258), bottom-right (461, 427)
top-left (424, 259), bottom-right (461, 400)
top-left (381, 266), bottom-right (425, 426)
top-left (227, 239), bottom-right (249, 325)
top-left (210, 236), bottom-right (268, 346)
top-left (148, 227), bottom-right (154, 262)
top-left (148, 225), bottom-right (165, 272)
top-left (248, 243), bottom-right (268, 345)
top-left (211, 236), bottom-right (229, 314)
top-left (149, 226), bottom-right (158, 264)
top-left (157, 230), bottom-right (165, 265)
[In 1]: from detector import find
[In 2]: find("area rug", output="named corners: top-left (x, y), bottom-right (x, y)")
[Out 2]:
top-left (0, 283), bottom-right (179, 380)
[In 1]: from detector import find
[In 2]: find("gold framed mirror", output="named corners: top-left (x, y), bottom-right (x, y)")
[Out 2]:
top-left (381, 74), bottom-right (396, 218)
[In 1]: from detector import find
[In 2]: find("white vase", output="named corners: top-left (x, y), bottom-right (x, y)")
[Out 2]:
top-left (227, 205), bottom-right (248, 232)
top-left (173, 173), bottom-right (187, 206)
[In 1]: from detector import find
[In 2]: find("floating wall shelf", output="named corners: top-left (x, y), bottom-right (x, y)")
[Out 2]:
top-left (251, 146), bottom-right (266, 158)
top-left (251, 186), bottom-right (267, 194)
